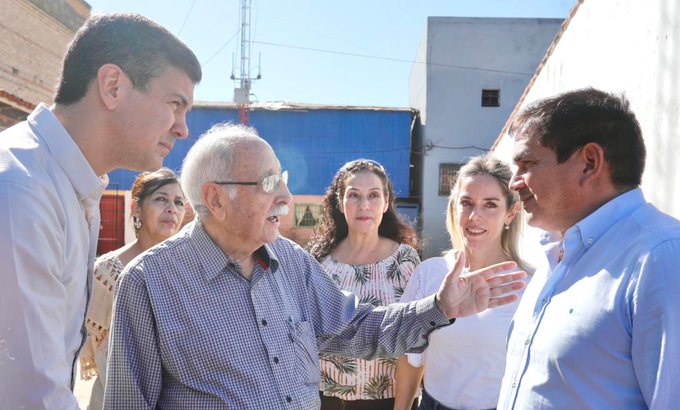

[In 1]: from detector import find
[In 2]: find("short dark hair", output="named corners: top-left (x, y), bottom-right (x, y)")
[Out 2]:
top-left (306, 159), bottom-right (420, 260)
top-left (54, 13), bottom-right (202, 105)
top-left (509, 88), bottom-right (645, 190)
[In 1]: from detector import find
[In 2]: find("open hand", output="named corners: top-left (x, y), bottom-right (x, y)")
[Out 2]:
top-left (435, 252), bottom-right (527, 319)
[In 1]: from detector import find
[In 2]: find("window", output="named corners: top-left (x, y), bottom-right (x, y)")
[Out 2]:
top-left (294, 203), bottom-right (322, 228)
top-left (481, 89), bottom-right (500, 107)
top-left (439, 163), bottom-right (462, 196)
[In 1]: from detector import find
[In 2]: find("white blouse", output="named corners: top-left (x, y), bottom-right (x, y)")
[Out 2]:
top-left (401, 252), bottom-right (523, 409)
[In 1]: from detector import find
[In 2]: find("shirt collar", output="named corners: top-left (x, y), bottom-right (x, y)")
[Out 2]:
top-left (28, 103), bottom-right (104, 201)
top-left (569, 188), bottom-right (646, 249)
top-left (188, 219), bottom-right (280, 281)
top-left (539, 230), bottom-right (562, 249)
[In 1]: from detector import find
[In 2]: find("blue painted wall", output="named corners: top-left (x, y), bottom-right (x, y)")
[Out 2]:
top-left (107, 105), bottom-right (414, 197)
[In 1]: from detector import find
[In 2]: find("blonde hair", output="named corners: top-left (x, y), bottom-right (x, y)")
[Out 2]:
top-left (445, 155), bottom-right (530, 272)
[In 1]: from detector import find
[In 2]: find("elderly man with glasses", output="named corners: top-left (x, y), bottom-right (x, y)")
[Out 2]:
top-left (104, 123), bottom-right (527, 409)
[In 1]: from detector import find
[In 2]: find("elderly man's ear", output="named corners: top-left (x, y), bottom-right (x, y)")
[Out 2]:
top-left (201, 183), bottom-right (229, 220)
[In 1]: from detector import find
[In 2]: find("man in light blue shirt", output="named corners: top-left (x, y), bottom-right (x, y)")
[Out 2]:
top-left (0, 13), bottom-right (201, 409)
top-left (499, 88), bottom-right (680, 409)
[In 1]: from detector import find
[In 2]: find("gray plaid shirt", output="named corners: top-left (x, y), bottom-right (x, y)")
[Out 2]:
top-left (104, 220), bottom-right (449, 409)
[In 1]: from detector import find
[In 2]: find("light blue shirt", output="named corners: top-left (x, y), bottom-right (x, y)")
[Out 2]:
top-left (0, 104), bottom-right (106, 409)
top-left (499, 188), bottom-right (680, 409)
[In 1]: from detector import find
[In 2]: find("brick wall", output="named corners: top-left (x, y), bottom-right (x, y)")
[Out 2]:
top-left (0, 0), bottom-right (88, 115)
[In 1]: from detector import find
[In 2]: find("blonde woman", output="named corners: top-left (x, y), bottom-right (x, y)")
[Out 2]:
top-left (395, 155), bottom-right (530, 410)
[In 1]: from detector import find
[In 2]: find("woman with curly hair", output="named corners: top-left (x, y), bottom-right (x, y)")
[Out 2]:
top-left (307, 159), bottom-right (420, 410)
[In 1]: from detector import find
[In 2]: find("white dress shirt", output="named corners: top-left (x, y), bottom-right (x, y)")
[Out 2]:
top-left (0, 104), bottom-right (106, 409)
top-left (401, 252), bottom-right (521, 409)
top-left (499, 189), bottom-right (680, 409)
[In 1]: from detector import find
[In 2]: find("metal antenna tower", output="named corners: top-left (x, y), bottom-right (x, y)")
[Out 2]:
top-left (231, 0), bottom-right (261, 124)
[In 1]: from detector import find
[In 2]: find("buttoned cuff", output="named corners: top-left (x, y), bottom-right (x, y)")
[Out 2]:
top-left (406, 295), bottom-right (456, 353)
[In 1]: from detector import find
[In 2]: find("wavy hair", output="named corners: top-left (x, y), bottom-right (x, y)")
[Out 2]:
top-left (307, 159), bottom-right (420, 260)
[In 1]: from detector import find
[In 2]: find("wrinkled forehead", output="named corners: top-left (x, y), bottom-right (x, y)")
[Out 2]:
top-left (234, 138), bottom-right (281, 178)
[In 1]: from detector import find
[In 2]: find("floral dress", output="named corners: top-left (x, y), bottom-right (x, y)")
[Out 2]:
top-left (319, 244), bottom-right (420, 401)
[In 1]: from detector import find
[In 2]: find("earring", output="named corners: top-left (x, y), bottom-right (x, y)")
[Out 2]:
top-left (504, 224), bottom-right (510, 230)
top-left (133, 216), bottom-right (142, 230)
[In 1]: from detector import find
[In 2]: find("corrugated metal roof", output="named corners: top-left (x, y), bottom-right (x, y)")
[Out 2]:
top-left (107, 105), bottom-right (415, 197)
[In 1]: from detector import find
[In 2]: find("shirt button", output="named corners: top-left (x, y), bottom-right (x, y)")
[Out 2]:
top-left (525, 338), bottom-right (530, 345)
top-left (429, 321), bottom-right (436, 327)
top-left (273, 357), bottom-right (279, 364)
top-left (512, 382), bottom-right (517, 388)
top-left (261, 319), bottom-right (267, 326)
top-left (286, 395), bottom-right (292, 403)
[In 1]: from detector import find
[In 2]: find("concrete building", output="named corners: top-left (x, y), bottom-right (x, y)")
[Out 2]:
top-left (410, 17), bottom-right (563, 258)
top-left (493, 0), bottom-right (680, 264)
top-left (0, 0), bottom-right (89, 130)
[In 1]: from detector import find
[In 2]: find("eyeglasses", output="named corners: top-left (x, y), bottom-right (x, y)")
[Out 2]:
top-left (213, 170), bottom-right (288, 194)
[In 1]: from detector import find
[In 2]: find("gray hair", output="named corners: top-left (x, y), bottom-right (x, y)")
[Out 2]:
top-left (180, 123), bottom-right (260, 218)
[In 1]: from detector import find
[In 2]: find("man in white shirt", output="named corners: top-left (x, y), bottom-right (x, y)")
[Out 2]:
top-left (0, 13), bottom-right (201, 409)
top-left (499, 88), bottom-right (680, 409)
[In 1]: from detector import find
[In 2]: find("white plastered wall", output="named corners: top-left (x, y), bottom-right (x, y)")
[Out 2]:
top-left (494, 0), bottom-right (680, 265)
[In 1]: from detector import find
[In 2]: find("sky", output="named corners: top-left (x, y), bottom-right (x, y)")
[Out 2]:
top-left (86, 0), bottom-right (574, 108)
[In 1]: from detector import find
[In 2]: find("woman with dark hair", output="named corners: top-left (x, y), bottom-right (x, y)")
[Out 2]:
top-left (307, 159), bottom-right (420, 410)
top-left (79, 168), bottom-right (186, 409)
top-left (394, 155), bottom-right (530, 410)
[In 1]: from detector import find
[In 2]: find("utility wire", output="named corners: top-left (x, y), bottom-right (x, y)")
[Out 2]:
top-left (253, 40), bottom-right (533, 76)
top-left (177, 0), bottom-right (196, 36)
top-left (202, 29), bottom-right (240, 66)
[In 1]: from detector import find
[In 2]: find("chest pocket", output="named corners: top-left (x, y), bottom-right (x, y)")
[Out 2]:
top-left (288, 320), bottom-right (321, 385)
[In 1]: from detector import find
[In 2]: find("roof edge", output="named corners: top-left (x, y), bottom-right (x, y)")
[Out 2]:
top-left (193, 100), bottom-right (414, 112)
top-left (491, 0), bottom-right (585, 150)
